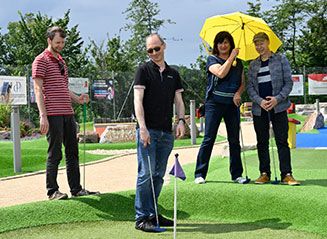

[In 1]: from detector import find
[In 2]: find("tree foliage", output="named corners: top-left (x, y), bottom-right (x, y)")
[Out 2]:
top-left (2, 10), bottom-right (88, 77)
top-left (123, 0), bottom-right (173, 66)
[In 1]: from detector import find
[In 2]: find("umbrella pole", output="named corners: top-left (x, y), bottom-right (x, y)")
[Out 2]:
top-left (233, 33), bottom-right (243, 66)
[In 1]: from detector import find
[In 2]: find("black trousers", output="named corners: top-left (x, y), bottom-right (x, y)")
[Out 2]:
top-left (253, 110), bottom-right (292, 179)
top-left (46, 115), bottom-right (82, 196)
top-left (195, 100), bottom-right (243, 180)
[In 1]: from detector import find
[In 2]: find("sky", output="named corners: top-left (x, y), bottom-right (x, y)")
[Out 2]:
top-left (0, 0), bottom-right (277, 67)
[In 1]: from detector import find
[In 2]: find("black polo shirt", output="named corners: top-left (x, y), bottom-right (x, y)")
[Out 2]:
top-left (134, 60), bottom-right (184, 132)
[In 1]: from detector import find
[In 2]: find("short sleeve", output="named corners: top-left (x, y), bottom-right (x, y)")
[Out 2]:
top-left (32, 55), bottom-right (47, 79)
top-left (206, 55), bottom-right (221, 73)
top-left (175, 72), bottom-right (184, 93)
top-left (134, 65), bottom-right (147, 89)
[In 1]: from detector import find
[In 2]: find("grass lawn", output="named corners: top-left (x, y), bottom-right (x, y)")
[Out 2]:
top-left (0, 149), bottom-right (326, 238)
top-left (0, 135), bottom-right (225, 178)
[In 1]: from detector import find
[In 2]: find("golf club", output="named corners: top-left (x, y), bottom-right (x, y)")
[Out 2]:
top-left (239, 121), bottom-right (251, 184)
top-left (146, 150), bottom-right (166, 232)
top-left (267, 111), bottom-right (279, 184)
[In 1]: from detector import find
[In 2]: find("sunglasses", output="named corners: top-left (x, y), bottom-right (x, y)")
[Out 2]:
top-left (147, 46), bottom-right (161, 54)
top-left (58, 60), bottom-right (65, 75)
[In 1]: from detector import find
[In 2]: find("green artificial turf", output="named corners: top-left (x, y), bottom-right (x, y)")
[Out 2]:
top-left (0, 149), bottom-right (326, 238)
top-left (0, 138), bottom-right (110, 178)
top-left (0, 135), bottom-right (224, 178)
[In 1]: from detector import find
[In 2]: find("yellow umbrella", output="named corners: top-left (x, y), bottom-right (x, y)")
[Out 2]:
top-left (199, 11), bottom-right (282, 61)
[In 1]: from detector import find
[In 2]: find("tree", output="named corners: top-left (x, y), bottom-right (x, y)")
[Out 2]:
top-left (3, 10), bottom-right (88, 77)
top-left (123, 0), bottom-right (173, 66)
top-left (1, 10), bottom-right (90, 126)
top-left (297, 0), bottom-right (327, 66)
top-left (263, 0), bottom-right (308, 67)
top-left (246, 0), bottom-right (263, 18)
top-left (88, 35), bottom-right (134, 119)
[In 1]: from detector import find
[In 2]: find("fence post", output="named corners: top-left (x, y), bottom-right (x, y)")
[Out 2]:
top-left (11, 105), bottom-right (22, 173)
top-left (190, 100), bottom-right (196, 145)
top-left (303, 66), bottom-right (307, 104)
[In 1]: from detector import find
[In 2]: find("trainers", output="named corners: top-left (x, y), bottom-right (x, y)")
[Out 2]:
top-left (48, 190), bottom-right (68, 200)
top-left (151, 214), bottom-right (174, 227)
top-left (282, 173), bottom-right (300, 186)
top-left (255, 173), bottom-right (270, 184)
top-left (72, 189), bottom-right (100, 197)
top-left (135, 219), bottom-right (159, 232)
top-left (194, 177), bottom-right (206, 184)
top-left (233, 177), bottom-right (250, 184)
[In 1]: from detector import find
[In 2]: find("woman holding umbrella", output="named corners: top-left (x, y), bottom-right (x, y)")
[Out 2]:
top-left (247, 32), bottom-right (300, 186)
top-left (194, 31), bottom-right (248, 184)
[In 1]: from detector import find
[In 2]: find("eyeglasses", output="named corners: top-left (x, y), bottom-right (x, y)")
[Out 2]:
top-left (147, 46), bottom-right (161, 54)
top-left (58, 60), bottom-right (65, 75)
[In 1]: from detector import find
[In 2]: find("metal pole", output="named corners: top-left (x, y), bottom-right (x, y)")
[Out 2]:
top-left (316, 99), bottom-right (320, 114)
top-left (11, 106), bottom-right (22, 173)
top-left (303, 66), bottom-right (307, 104)
top-left (199, 117), bottom-right (204, 132)
top-left (112, 71), bottom-right (116, 119)
top-left (190, 100), bottom-right (196, 145)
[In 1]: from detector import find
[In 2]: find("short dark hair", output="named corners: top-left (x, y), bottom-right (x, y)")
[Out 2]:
top-left (212, 31), bottom-right (235, 56)
top-left (46, 26), bottom-right (66, 40)
top-left (146, 33), bottom-right (165, 45)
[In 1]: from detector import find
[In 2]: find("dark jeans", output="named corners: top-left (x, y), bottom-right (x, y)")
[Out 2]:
top-left (253, 110), bottom-right (292, 178)
top-left (46, 115), bottom-right (82, 196)
top-left (195, 100), bottom-right (243, 180)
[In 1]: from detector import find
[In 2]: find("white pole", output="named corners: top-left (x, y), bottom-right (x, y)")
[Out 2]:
top-left (173, 156), bottom-right (177, 239)
top-left (190, 100), bottom-right (196, 145)
top-left (11, 106), bottom-right (22, 173)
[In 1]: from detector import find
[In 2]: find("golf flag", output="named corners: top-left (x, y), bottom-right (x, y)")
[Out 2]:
top-left (169, 154), bottom-right (186, 180)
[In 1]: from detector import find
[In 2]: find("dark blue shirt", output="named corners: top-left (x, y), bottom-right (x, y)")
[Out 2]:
top-left (205, 55), bottom-right (243, 104)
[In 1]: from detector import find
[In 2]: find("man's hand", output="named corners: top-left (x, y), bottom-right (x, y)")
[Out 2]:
top-left (39, 116), bottom-right (49, 134)
top-left (140, 127), bottom-right (151, 147)
top-left (78, 94), bottom-right (90, 104)
top-left (265, 96), bottom-right (278, 111)
top-left (233, 92), bottom-right (241, 107)
top-left (260, 99), bottom-right (269, 111)
top-left (175, 121), bottom-right (185, 138)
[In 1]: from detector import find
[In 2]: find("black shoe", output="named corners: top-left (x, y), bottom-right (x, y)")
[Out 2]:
top-left (152, 214), bottom-right (174, 227)
top-left (72, 189), bottom-right (100, 197)
top-left (135, 219), bottom-right (159, 233)
top-left (48, 191), bottom-right (68, 200)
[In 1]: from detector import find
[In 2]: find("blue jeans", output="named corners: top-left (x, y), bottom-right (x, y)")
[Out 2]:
top-left (195, 100), bottom-right (243, 180)
top-left (135, 129), bottom-right (174, 221)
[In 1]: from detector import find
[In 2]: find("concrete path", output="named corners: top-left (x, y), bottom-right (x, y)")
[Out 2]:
top-left (0, 122), bottom-right (257, 207)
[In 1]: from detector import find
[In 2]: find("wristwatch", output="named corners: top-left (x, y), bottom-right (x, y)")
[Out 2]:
top-left (178, 118), bottom-right (186, 124)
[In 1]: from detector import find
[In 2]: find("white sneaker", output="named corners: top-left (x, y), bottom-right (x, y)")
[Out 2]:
top-left (233, 177), bottom-right (249, 184)
top-left (194, 177), bottom-right (206, 184)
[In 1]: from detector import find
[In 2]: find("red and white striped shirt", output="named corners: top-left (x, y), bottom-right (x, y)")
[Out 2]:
top-left (32, 49), bottom-right (74, 116)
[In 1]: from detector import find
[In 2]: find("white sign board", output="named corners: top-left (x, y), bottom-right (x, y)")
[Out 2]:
top-left (308, 74), bottom-right (327, 95)
top-left (289, 74), bottom-right (304, 96)
top-left (0, 76), bottom-right (27, 105)
top-left (68, 77), bottom-right (89, 94)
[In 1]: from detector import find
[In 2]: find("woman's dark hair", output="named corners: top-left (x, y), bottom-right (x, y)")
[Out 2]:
top-left (212, 31), bottom-right (235, 56)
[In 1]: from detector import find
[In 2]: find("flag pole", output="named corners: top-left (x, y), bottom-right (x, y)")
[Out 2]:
top-left (173, 154), bottom-right (178, 239)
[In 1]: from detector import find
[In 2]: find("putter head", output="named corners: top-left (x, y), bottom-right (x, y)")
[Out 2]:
top-left (153, 226), bottom-right (166, 233)
top-left (271, 179), bottom-right (280, 185)
top-left (243, 177), bottom-right (251, 184)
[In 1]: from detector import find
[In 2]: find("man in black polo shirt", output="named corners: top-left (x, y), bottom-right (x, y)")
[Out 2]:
top-left (134, 33), bottom-right (185, 232)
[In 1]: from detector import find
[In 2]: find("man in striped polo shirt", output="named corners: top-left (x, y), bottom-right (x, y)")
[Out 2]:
top-left (32, 26), bottom-right (99, 200)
